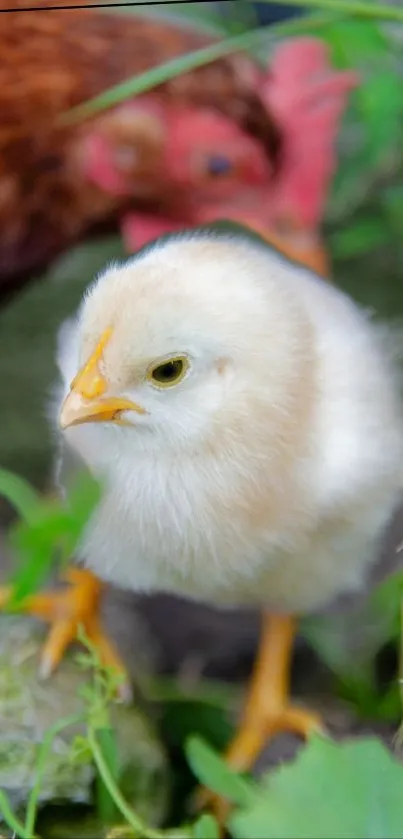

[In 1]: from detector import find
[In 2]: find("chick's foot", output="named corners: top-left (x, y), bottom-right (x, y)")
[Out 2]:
top-left (0, 567), bottom-right (131, 699)
top-left (198, 613), bottom-right (324, 824)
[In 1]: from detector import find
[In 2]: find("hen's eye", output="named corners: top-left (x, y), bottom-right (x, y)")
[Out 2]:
top-left (148, 356), bottom-right (188, 388)
top-left (206, 155), bottom-right (233, 177)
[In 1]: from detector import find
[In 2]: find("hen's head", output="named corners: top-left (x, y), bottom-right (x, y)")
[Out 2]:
top-left (80, 98), bottom-right (272, 204)
top-left (79, 37), bottom-right (358, 253)
top-left (162, 107), bottom-right (272, 201)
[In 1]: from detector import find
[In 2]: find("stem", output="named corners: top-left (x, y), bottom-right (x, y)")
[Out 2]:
top-left (25, 713), bottom-right (86, 837)
top-left (399, 598), bottom-right (403, 716)
top-left (259, 0), bottom-right (403, 22)
top-left (87, 725), bottom-right (163, 839)
top-left (60, 10), bottom-right (339, 124)
top-left (0, 788), bottom-right (33, 839)
top-left (94, 726), bottom-right (120, 824)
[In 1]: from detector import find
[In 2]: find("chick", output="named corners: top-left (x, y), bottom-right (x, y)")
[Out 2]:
top-left (3, 226), bottom-right (403, 788)
top-left (54, 227), bottom-right (403, 767)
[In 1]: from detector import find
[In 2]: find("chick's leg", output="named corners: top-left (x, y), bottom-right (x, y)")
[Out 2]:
top-left (0, 567), bottom-right (130, 696)
top-left (199, 613), bottom-right (324, 822)
top-left (225, 613), bottom-right (323, 773)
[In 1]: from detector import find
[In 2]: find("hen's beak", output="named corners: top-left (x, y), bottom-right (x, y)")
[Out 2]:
top-left (59, 328), bottom-right (145, 430)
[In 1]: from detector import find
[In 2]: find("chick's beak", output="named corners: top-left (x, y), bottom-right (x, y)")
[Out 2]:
top-left (59, 328), bottom-right (145, 430)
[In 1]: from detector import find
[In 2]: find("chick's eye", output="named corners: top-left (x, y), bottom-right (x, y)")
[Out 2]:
top-left (148, 356), bottom-right (188, 388)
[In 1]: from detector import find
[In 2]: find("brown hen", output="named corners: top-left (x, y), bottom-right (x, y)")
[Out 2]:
top-left (0, 0), bottom-right (280, 300)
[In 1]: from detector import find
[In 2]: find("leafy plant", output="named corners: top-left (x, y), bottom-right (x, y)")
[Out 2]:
top-left (0, 466), bottom-right (101, 607)
top-left (301, 570), bottom-right (403, 721)
top-left (0, 630), bottom-right (195, 839)
top-left (187, 733), bottom-right (403, 838)
top-left (0, 464), bottom-right (216, 837)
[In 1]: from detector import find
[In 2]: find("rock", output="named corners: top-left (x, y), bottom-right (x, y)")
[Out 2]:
top-left (0, 615), bottom-right (169, 829)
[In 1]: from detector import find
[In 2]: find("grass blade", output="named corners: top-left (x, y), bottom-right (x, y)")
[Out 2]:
top-left (61, 11), bottom-right (341, 124)
top-left (24, 713), bottom-right (85, 837)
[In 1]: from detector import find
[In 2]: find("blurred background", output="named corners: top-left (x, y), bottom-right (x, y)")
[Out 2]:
top-left (2, 1), bottom-right (403, 834)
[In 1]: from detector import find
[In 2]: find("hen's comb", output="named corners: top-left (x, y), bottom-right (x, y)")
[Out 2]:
top-left (262, 37), bottom-right (359, 229)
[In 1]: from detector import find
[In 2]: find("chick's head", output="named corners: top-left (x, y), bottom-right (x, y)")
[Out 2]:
top-left (58, 230), bottom-right (306, 459)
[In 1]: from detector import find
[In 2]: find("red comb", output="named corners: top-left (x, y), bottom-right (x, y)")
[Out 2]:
top-left (261, 37), bottom-right (359, 228)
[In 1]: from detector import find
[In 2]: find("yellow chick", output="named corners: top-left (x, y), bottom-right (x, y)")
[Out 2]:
top-left (4, 226), bottom-right (403, 784)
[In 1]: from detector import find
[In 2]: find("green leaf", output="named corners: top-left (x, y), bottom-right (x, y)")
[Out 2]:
top-left (2, 470), bottom-right (102, 607)
top-left (9, 544), bottom-right (55, 606)
top-left (69, 734), bottom-right (93, 766)
top-left (330, 214), bottom-right (391, 258)
top-left (0, 467), bottom-right (42, 523)
top-left (382, 185), bottom-right (403, 233)
top-left (358, 70), bottom-right (403, 164)
top-left (7, 502), bottom-right (71, 605)
top-left (328, 153), bottom-right (374, 222)
top-left (229, 735), bottom-right (403, 839)
top-left (193, 813), bottom-right (220, 839)
top-left (75, 651), bottom-right (96, 671)
top-left (185, 736), bottom-right (256, 808)
top-left (319, 17), bottom-right (403, 194)
top-left (301, 571), bottom-right (403, 715)
top-left (319, 18), bottom-right (389, 66)
top-left (376, 683), bottom-right (402, 723)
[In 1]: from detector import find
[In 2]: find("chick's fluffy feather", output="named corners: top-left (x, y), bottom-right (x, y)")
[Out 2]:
top-left (54, 230), bottom-right (403, 614)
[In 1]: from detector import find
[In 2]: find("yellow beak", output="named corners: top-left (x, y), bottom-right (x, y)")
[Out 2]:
top-left (59, 328), bottom-right (145, 430)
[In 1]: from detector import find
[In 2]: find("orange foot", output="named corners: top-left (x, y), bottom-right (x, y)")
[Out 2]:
top-left (0, 567), bottom-right (131, 700)
top-left (198, 613), bottom-right (325, 824)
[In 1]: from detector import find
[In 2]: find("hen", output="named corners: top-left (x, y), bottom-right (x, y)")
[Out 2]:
top-left (0, 0), bottom-right (276, 299)
top-left (83, 38), bottom-right (357, 278)
top-left (0, 0), bottom-right (356, 302)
